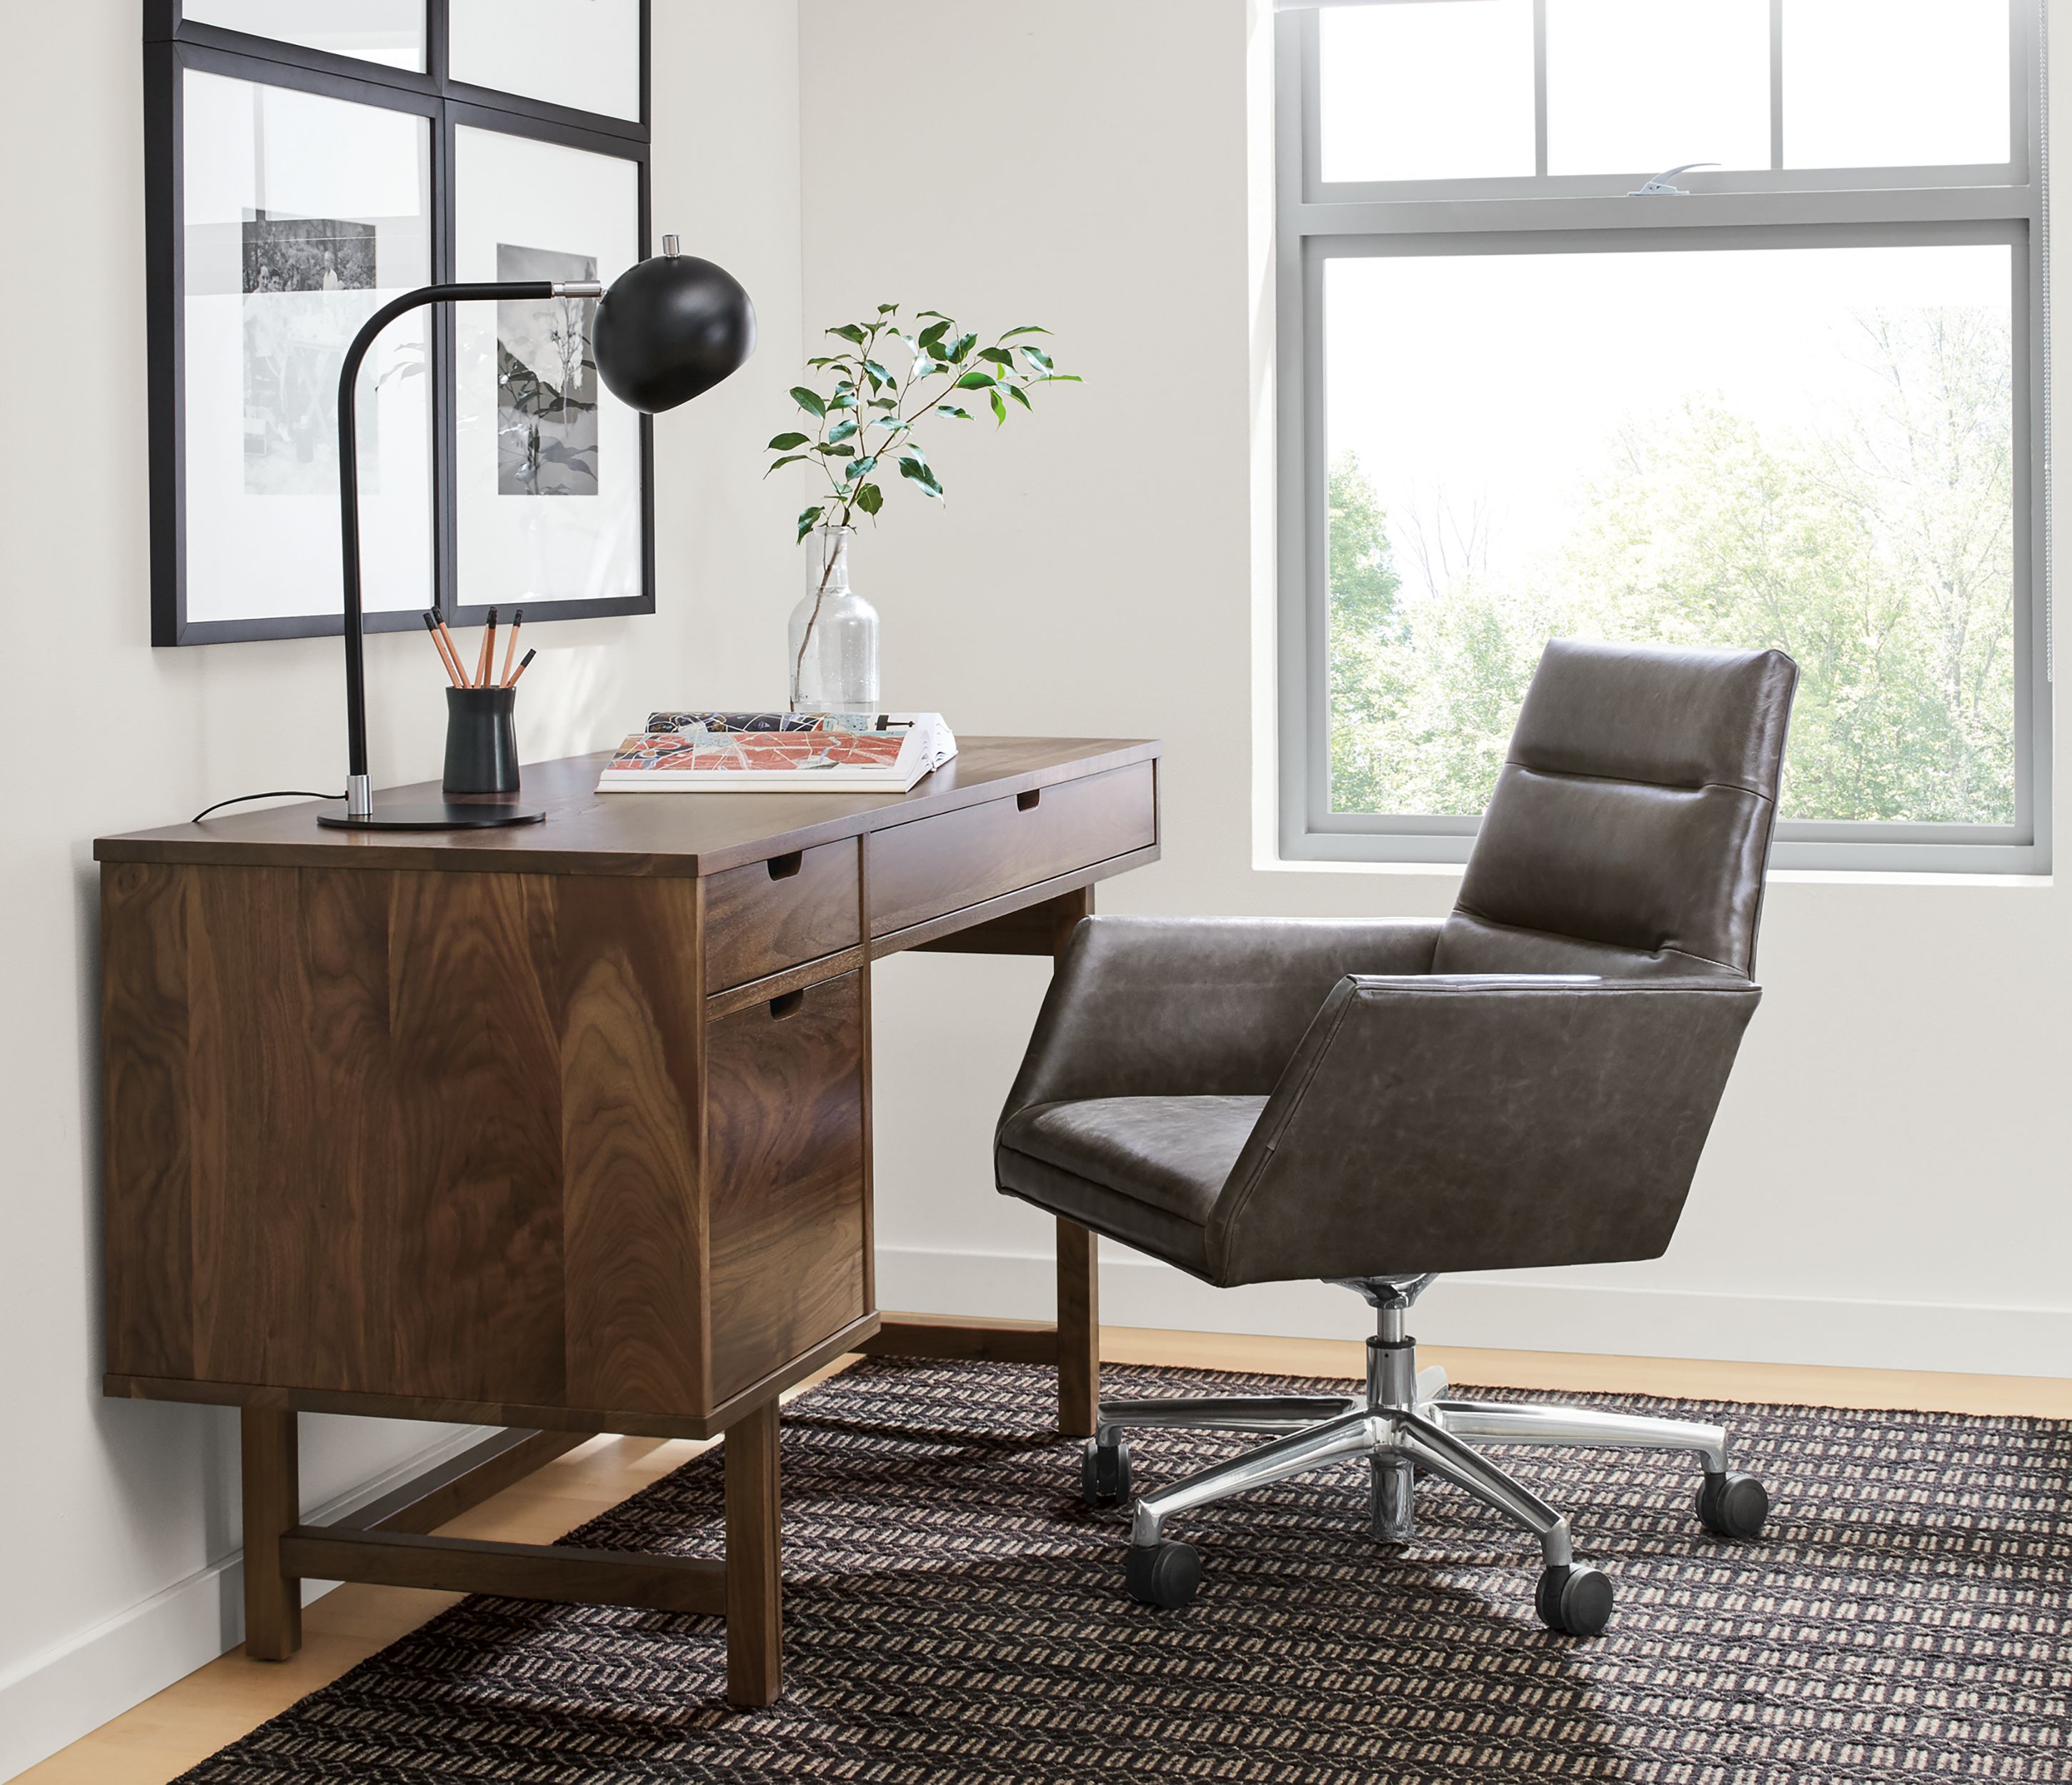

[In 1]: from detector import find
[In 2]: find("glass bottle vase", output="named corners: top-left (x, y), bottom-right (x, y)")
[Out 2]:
top-left (787, 524), bottom-right (880, 714)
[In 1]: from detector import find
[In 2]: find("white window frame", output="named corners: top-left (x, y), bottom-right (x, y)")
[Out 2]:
top-left (1274, 0), bottom-right (2051, 874)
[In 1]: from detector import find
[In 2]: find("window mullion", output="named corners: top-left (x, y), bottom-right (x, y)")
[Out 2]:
top-left (1769, 0), bottom-right (1784, 171)
top-left (1300, 8), bottom-right (1323, 204)
top-left (1290, 187), bottom-right (2036, 242)
top-left (1533, 0), bottom-right (1548, 179)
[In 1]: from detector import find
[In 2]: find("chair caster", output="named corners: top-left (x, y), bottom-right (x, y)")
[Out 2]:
top-left (1082, 1438), bottom-right (1131, 1504)
top-left (1125, 1540), bottom-right (1202, 1609)
top-left (1535, 1564), bottom-right (1613, 1636)
top-left (1696, 1470), bottom-right (1770, 1538)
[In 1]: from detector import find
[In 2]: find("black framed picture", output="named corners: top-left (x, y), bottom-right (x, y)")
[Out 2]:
top-left (144, 0), bottom-right (653, 646)
top-left (448, 111), bottom-right (651, 620)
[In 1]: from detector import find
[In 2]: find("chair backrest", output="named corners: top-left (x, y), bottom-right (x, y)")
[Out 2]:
top-left (1435, 639), bottom-right (1797, 980)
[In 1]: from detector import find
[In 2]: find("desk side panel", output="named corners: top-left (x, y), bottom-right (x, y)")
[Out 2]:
top-left (555, 875), bottom-right (709, 1415)
top-left (104, 863), bottom-right (199, 1381)
top-left (379, 870), bottom-right (568, 1400)
top-left (179, 866), bottom-right (569, 1403)
top-left (101, 862), bottom-right (719, 1422)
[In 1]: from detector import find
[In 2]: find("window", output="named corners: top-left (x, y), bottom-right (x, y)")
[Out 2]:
top-left (1275, 0), bottom-right (2048, 872)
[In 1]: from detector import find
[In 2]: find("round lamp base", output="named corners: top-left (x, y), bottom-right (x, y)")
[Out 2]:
top-left (317, 802), bottom-right (546, 831)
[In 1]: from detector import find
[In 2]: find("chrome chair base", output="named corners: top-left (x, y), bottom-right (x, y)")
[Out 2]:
top-left (1090, 1278), bottom-right (1769, 1633)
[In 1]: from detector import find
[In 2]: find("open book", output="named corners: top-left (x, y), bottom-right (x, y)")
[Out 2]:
top-left (595, 711), bottom-right (959, 793)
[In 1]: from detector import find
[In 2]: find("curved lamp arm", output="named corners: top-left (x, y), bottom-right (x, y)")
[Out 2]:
top-left (333, 279), bottom-right (599, 818)
top-left (325, 243), bottom-right (752, 827)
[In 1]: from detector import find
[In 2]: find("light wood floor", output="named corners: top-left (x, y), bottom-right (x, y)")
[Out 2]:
top-left (19, 1329), bottom-right (2071, 1785)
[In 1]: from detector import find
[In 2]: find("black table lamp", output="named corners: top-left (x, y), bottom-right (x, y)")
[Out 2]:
top-left (318, 237), bottom-right (755, 830)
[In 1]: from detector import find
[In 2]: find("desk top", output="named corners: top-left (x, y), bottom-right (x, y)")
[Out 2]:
top-left (95, 736), bottom-right (1160, 878)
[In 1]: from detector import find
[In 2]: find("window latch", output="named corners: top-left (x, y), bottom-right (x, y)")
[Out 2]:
top-left (1626, 161), bottom-right (1720, 197)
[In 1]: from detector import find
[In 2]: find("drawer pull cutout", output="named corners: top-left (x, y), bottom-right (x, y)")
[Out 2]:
top-left (768, 990), bottom-right (806, 1020)
top-left (1017, 789), bottom-right (1042, 812)
top-left (766, 852), bottom-right (804, 880)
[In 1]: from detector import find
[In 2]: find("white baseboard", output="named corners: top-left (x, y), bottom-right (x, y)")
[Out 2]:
top-left (0, 1423), bottom-right (499, 1784)
top-left (877, 1245), bottom-right (2072, 1381)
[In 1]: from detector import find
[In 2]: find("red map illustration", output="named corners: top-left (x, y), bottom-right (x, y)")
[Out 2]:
top-left (609, 732), bottom-right (907, 773)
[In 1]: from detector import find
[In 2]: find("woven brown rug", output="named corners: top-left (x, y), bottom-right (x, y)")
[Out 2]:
top-left (179, 1356), bottom-right (2071, 1782)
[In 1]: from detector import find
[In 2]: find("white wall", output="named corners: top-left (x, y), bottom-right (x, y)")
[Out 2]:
top-left (0, 3), bottom-right (805, 1774)
top-left (802, 0), bottom-right (2072, 1381)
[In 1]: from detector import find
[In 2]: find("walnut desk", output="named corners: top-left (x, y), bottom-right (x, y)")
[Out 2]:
top-left (95, 736), bottom-right (1160, 1706)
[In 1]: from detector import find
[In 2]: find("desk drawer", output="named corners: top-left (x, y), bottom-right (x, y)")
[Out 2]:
top-left (867, 761), bottom-right (1156, 937)
top-left (702, 838), bottom-right (860, 994)
top-left (705, 970), bottom-right (868, 1403)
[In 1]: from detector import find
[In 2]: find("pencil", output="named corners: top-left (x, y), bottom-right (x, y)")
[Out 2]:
top-left (475, 607), bottom-right (498, 688)
top-left (422, 612), bottom-right (464, 687)
top-left (499, 608), bottom-right (524, 687)
top-left (435, 612), bottom-right (470, 687)
top-left (507, 647), bottom-right (537, 687)
top-left (434, 612), bottom-right (469, 685)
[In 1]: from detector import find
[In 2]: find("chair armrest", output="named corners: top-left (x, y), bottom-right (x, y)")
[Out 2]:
top-left (998, 915), bottom-right (1443, 1122)
top-left (1205, 973), bottom-right (1761, 1286)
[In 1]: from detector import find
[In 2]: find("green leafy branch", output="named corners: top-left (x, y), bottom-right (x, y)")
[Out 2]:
top-left (765, 304), bottom-right (1079, 706)
top-left (764, 304), bottom-right (1080, 546)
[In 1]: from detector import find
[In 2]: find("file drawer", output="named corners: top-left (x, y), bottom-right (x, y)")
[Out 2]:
top-left (704, 968), bottom-right (868, 1401)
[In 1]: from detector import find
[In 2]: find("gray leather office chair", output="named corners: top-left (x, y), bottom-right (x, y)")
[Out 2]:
top-left (995, 638), bottom-right (1797, 1636)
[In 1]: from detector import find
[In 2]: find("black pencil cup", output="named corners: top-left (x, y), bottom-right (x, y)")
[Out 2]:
top-left (443, 686), bottom-right (521, 796)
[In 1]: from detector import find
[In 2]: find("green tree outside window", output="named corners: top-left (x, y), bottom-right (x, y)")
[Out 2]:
top-left (1326, 309), bottom-right (2015, 825)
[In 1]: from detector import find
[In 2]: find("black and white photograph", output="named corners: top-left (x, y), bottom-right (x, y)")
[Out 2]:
top-left (162, 63), bottom-right (434, 640)
top-left (241, 211), bottom-right (382, 496)
top-left (495, 242), bottom-right (599, 497)
top-left (453, 118), bottom-right (644, 615)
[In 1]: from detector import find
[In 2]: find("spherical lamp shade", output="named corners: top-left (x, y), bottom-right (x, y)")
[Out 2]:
top-left (593, 244), bottom-right (757, 414)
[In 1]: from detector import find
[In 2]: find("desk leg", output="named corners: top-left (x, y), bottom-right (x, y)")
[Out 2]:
top-left (724, 1398), bottom-right (782, 1707)
top-left (240, 1408), bottom-right (302, 1661)
top-left (864, 882), bottom-right (1106, 1433)
top-left (1057, 1219), bottom-right (1100, 1438)
top-left (1049, 886), bottom-right (1100, 1438)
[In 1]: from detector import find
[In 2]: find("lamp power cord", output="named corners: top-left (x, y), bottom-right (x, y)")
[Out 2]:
top-left (191, 790), bottom-right (343, 824)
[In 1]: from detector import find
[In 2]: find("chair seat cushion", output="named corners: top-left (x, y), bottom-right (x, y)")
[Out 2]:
top-left (997, 1095), bottom-right (1267, 1278)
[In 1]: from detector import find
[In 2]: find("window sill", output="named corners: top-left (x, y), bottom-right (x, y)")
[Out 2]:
top-left (1256, 853), bottom-right (1463, 878)
top-left (1765, 868), bottom-right (2053, 888)
top-left (1260, 852), bottom-right (2052, 889)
